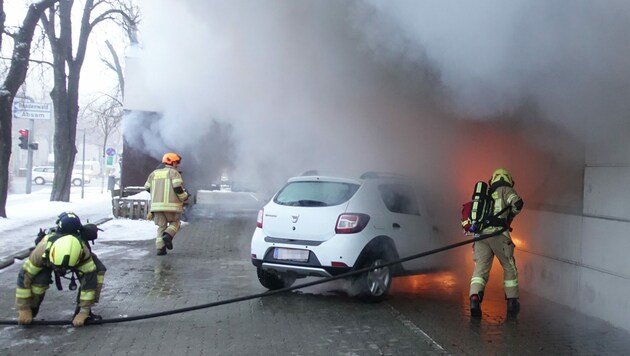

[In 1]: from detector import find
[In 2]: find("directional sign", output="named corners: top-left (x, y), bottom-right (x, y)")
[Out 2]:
top-left (106, 147), bottom-right (116, 156)
top-left (12, 102), bottom-right (52, 120)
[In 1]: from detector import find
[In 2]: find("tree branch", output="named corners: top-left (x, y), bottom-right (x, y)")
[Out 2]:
top-left (90, 8), bottom-right (133, 29)
top-left (104, 39), bottom-right (124, 97)
top-left (0, 56), bottom-right (54, 67)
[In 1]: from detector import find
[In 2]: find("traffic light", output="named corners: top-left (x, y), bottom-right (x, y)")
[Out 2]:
top-left (18, 129), bottom-right (29, 150)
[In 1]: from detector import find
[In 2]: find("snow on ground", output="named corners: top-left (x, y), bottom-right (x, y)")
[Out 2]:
top-left (0, 184), bottom-right (159, 260)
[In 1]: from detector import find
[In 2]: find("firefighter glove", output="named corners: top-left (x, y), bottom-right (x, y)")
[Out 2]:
top-left (72, 311), bottom-right (90, 327)
top-left (34, 228), bottom-right (47, 245)
top-left (17, 309), bottom-right (33, 325)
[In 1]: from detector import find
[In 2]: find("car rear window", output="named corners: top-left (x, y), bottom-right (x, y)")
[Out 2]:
top-left (274, 181), bottom-right (360, 207)
top-left (378, 183), bottom-right (420, 215)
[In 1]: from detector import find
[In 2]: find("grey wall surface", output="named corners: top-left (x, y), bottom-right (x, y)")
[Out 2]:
top-left (519, 136), bottom-right (630, 331)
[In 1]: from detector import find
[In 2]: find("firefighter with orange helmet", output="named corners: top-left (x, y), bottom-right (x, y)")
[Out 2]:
top-left (469, 168), bottom-right (524, 317)
top-left (15, 212), bottom-right (106, 327)
top-left (144, 152), bottom-right (190, 255)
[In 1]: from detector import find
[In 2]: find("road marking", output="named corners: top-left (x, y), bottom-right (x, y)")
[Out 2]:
top-left (385, 303), bottom-right (447, 354)
top-left (248, 193), bottom-right (259, 202)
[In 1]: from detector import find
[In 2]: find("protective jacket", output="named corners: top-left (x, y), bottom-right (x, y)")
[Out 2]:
top-left (482, 185), bottom-right (523, 235)
top-left (470, 183), bottom-right (524, 299)
top-left (144, 164), bottom-right (188, 213)
top-left (16, 234), bottom-right (99, 311)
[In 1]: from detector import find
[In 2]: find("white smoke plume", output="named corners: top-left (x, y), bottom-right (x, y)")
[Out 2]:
top-left (125, 1), bottom-right (630, 238)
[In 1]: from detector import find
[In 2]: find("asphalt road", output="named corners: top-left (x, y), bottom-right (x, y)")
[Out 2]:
top-left (1, 191), bottom-right (629, 355)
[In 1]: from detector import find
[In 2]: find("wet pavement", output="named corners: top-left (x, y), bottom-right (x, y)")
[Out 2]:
top-left (1, 192), bottom-right (630, 355)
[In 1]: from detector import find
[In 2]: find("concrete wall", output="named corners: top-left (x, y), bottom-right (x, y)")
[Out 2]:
top-left (519, 135), bottom-right (630, 331)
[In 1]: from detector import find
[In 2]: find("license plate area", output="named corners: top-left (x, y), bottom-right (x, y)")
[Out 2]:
top-left (273, 248), bottom-right (309, 262)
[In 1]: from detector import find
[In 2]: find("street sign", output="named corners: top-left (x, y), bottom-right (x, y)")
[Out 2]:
top-left (106, 147), bottom-right (116, 156)
top-left (106, 155), bottom-right (114, 166)
top-left (12, 101), bottom-right (52, 120)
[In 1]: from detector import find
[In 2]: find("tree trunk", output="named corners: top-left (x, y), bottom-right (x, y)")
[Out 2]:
top-left (49, 66), bottom-right (75, 201)
top-left (46, 0), bottom-right (78, 201)
top-left (0, 0), bottom-right (59, 217)
top-left (42, 0), bottom-right (133, 201)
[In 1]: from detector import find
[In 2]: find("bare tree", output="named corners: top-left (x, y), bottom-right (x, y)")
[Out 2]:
top-left (39, 0), bottom-right (138, 201)
top-left (84, 90), bottom-right (123, 171)
top-left (0, 0), bottom-right (59, 218)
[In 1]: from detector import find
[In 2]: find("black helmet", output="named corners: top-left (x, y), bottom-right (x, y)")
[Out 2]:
top-left (56, 212), bottom-right (82, 235)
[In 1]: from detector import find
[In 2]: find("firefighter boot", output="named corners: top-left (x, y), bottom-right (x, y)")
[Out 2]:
top-left (507, 298), bottom-right (520, 315)
top-left (73, 305), bottom-right (103, 322)
top-left (470, 294), bottom-right (482, 317)
top-left (31, 293), bottom-right (45, 318)
top-left (17, 309), bottom-right (33, 325)
top-left (162, 232), bottom-right (173, 250)
top-left (157, 247), bottom-right (167, 256)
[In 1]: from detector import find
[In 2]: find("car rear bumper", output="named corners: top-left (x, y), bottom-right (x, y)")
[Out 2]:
top-left (251, 258), bottom-right (351, 277)
top-left (251, 228), bottom-right (371, 271)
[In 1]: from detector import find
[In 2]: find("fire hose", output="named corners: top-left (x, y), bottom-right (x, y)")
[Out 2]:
top-left (0, 228), bottom-right (506, 326)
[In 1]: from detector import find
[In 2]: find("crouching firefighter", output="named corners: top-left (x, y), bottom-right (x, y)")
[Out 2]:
top-left (468, 168), bottom-right (524, 317)
top-left (15, 212), bottom-right (106, 327)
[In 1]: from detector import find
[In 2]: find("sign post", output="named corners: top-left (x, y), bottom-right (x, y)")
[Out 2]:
top-left (13, 101), bottom-right (52, 194)
top-left (12, 102), bottom-right (52, 120)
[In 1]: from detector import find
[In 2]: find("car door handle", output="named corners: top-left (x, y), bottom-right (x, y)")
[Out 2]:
top-left (393, 223), bottom-right (401, 229)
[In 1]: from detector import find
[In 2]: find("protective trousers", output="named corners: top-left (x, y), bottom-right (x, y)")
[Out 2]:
top-left (469, 233), bottom-right (519, 299)
top-left (16, 266), bottom-right (53, 313)
top-left (153, 211), bottom-right (181, 249)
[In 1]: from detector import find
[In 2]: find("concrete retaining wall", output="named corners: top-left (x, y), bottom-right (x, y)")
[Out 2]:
top-left (519, 136), bottom-right (630, 331)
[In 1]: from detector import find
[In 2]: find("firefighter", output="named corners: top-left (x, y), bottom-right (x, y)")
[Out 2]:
top-left (16, 212), bottom-right (106, 327)
top-left (469, 168), bottom-right (524, 317)
top-left (144, 152), bottom-right (190, 256)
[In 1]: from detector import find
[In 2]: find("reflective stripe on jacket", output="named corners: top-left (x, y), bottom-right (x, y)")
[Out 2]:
top-left (482, 185), bottom-right (523, 235)
top-left (15, 234), bottom-right (99, 310)
top-left (144, 165), bottom-right (187, 212)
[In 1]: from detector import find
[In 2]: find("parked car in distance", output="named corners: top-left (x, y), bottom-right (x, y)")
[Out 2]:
top-left (250, 171), bottom-right (438, 302)
top-left (32, 166), bottom-right (91, 186)
top-left (73, 160), bottom-right (101, 177)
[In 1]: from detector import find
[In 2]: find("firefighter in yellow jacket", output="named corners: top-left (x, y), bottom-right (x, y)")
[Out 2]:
top-left (15, 212), bottom-right (106, 327)
top-left (469, 168), bottom-right (524, 317)
top-left (144, 152), bottom-right (190, 256)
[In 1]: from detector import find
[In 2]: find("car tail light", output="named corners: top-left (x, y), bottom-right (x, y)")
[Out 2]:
top-left (331, 261), bottom-right (348, 267)
top-left (335, 213), bottom-right (370, 234)
top-left (256, 209), bottom-right (264, 228)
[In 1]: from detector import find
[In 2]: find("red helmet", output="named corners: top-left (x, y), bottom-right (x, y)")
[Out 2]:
top-left (162, 152), bottom-right (181, 165)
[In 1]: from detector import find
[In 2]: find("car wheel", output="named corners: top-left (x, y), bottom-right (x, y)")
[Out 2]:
top-left (354, 256), bottom-right (392, 302)
top-left (72, 178), bottom-right (82, 186)
top-left (256, 267), bottom-right (294, 290)
top-left (34, 177), bottom-right (45, 185)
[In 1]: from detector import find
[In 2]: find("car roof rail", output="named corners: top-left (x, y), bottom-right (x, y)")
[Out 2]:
top-left (301, 170), bottom-right (319, 176)
top-left (360, 171), bottom-right (406, 179)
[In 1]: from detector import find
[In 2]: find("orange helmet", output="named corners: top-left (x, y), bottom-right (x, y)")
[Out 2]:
top-left (162, 152), bottom-right (181, 165)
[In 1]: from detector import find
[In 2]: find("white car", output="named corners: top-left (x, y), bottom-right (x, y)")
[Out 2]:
top-left (250, 171), bottom-right (438, 302)
top-left (32, 166), bottom-right (91, 186)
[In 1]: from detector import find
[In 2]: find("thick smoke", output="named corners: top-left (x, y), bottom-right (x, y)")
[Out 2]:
top-left (130, 1), bottom-right (456, 191)
top-left (127, 1), bottom-right (630, 242)
top-left (357, 0), bottom-right (630, 137)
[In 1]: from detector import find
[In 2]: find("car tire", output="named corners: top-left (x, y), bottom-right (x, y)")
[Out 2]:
top-left (354, 254), bottom-right (392, 303)
top-left (72, 178), bottom-right (82, 186)
top-left (257, 267), bottom-right (294, 290)
top-left (34, 177), bottom-right (45, 185)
